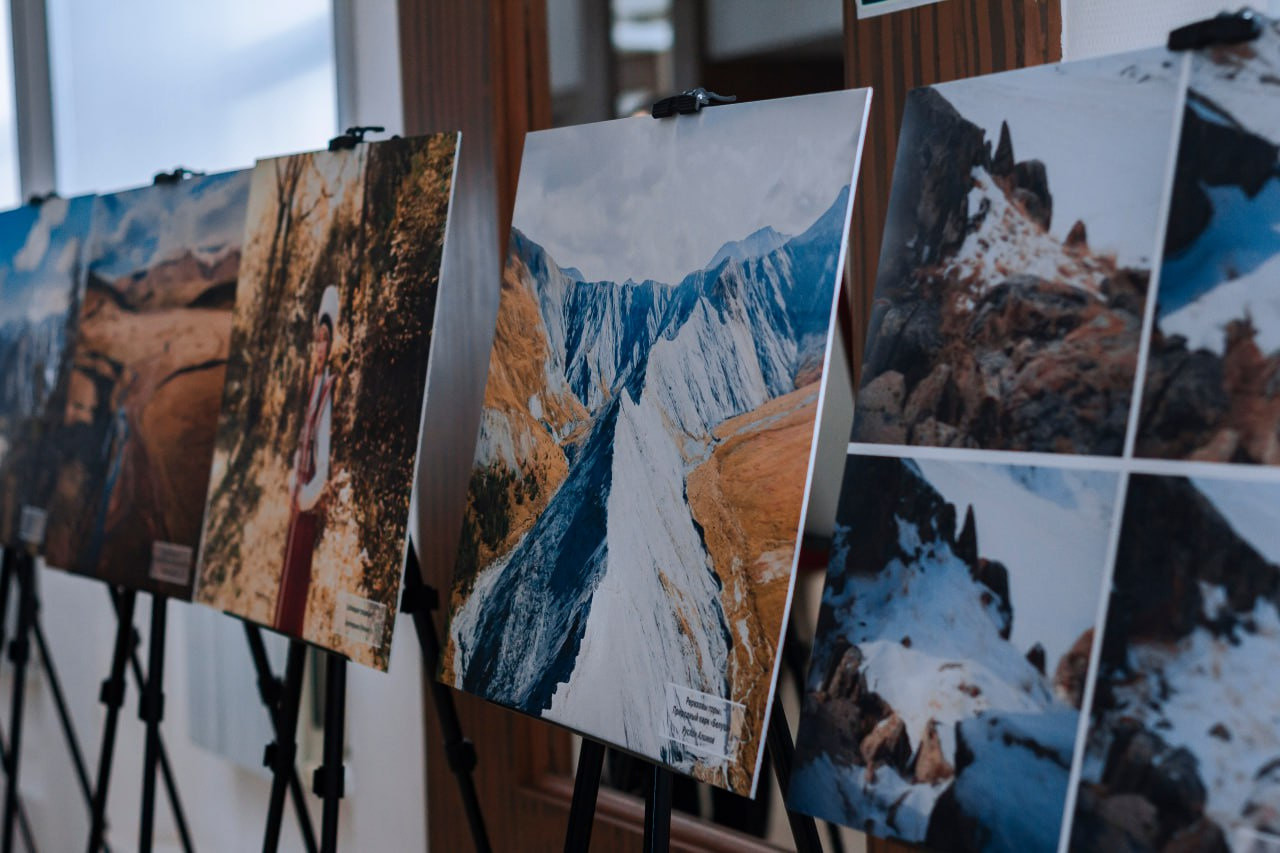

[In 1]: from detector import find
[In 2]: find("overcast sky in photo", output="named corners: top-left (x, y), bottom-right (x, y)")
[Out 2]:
top-left (511, 88), bottom-right (869, 285)
top-left (0, 195), bottom-right (93, 325)
top-left (89, 169), bottom-right (251, 278)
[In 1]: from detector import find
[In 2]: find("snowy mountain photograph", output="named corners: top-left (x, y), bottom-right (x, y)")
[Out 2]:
top-left (0, 195), bottom-right (94, 547)
top-left (852, 49), bottom-right (1180, 455)
top-left (789, 454), bottom-right (1116, 851)
top-left (1137, 20), bottom-right (1280, 465)
top-left (1070, 474), bottom-right (1280, 852)
top-left (442, 89), bottom-right (870, 796)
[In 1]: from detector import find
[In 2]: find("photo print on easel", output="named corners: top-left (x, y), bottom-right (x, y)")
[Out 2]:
top-left (1136, 24), bottom-right (1280, 466)
top-left (789, 48), bottom-right (1187, 851)
top-left (441, 89), bottom-right (871, 796)
top-left (39, 172), bottom-right (250, 597)
top-left (0, 195), bottom-right (95, 550)
top-left (1071, 19), bottom-right (1280, 852)
top-left (194, 134), bottom-right (458, 670)
top-left (852, 50), bottom-right (1182, 457)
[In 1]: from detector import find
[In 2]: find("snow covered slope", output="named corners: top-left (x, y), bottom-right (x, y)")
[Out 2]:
top-left (791, 456), bottom-right (1099, 851)
top-left (449, 186), bottom-right (851, 792)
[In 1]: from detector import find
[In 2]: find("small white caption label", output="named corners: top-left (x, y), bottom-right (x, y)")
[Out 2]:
top-left (662, 683), bottom-right (745, 760)
top-left (18, 506), bottom-right (46, 546)
top-left (149, 542), bottom-right (194, 586)
top-left (336, 592), bottom-right (387, 646)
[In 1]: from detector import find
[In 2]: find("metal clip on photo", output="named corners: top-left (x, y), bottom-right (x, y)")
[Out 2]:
top-left (1169, 8), bottom-right (1263, 51)
top-left (328, 126), bottom-right (385, 151)
top-left (153, 167), bottom-right (203, 186)
top-left (651, 87), bottom-right (737, 119)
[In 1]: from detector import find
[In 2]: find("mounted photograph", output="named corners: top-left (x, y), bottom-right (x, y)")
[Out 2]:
top-left (40, 172), bottom-right (249, 597)
top-left (1071, 473), bottom-right (1280, 851)
top-left (1137, 21), bottom-right (1280, 465)
top-left (194, 134), bottom-right (458, 669)
top-left (441, 89), bottom-right (871, 796)
top-left (852, 49), bottom-right (1181, 455)
top-left (790, 453), bottom-right (1116, 851)
top-left (0, 195), bottom-right (95, 548)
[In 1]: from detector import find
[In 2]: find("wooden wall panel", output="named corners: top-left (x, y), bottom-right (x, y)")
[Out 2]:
top-left (843, 0), bottom-right (1062, 384)
top-left (398, 1), bottom-right (562, 851)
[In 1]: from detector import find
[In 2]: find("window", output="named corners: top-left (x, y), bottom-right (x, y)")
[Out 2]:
top-left (0, 1), bottom-right (19, 207)
top-left (45, 0), bottom-right (337, 196)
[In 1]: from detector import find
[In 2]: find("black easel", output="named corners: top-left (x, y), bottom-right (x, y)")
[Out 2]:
top-left (0, 543), bottom-right (89, 853)
top-left (256, 539), bottom-right (490, 853)
top-left (262, 639), bottom-right (309, 853)
top-left (136, 595), bottom-right (169, 853)
top-left (400, 542), bottom-right (490, 853)
top-left (259, 645), bottom-right (347, 853)
top-left (562, 696), bottom-right (820, 853)
top-left (86, 587), bottom-right (192, 853)
top-left (87, 587), bottom-right (136, 853)
top-left (314, 653), bottom-right (346, 853)
top-left (0, 547), bottom-right (34, 853)
top-left (244, 624), bottom-right (318, 853)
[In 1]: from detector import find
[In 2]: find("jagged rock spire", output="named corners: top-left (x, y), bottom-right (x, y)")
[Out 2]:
top-left (992, 121), bottom-right (1015, 177)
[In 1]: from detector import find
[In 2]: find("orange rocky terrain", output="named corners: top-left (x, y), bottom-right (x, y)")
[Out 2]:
top-left (43, 258), bottom-right (235, 582)
top-left (687, 380), bottom-right (819, 792)
top-left (475, 255), bottom-right (588, 561)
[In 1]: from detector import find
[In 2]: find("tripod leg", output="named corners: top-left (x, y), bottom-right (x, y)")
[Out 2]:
top-left (403, 545), bottom-right (491, 852)
top-left (244, 624), bottom-right (318, 853)
top-left (263, 641), bottom-right (307, 853)
top-left (315, 653), bottom-right (346, 853)
top-left (642, 764), bottom-right (672, 853)
top-left (106, 588), bottom-right (190, 852)
top-left (2, 552), bottom-right (35, 853)
top-left (88, 588), bottom-right (137, 853)
top-left (0, 731), bottom-right (33, 853)
top-left (766, 696), bottom-right (822, 853)
top-left (152, 730), bottom-right (193, 853)
top-left (0, 550), bottom-right (33, 853)
top-left (563, 739), bottom-right (605, 853)
top-left (0, 548), bottom-right (14, 645)
top-left (138, 595), bottom-right (169, 853)
top-left (33, 620), bottom-right (95, 808)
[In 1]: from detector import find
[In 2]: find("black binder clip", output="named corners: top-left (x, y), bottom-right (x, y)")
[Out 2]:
top-left (651, 87), bottom-right (736, 119)
top-left (1169, 9), bottom-right (1263, 51)
top-left (153, 167), bottom-right (203, 186)
top-left (27, 191), bottom-right (58, 207)
top-left (328, 125), bottom-right (384, 151)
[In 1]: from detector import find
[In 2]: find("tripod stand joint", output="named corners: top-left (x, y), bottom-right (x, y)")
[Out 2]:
top-left (257, 674), bottom-right (282, 707)
top-left (138, 689), bottom-right (165, 724)
top-left (399, 582), bottom-right (438, 614)
top-left (98, 676), bottom-right (126, 708)
top-left (263, 739), bottom-right (299, 773)
top-left (311, 763), bottom-right (345, 799)
top-left (445, 737), bottom-right (478, 775)
top-left (5, 637), bottom-right (27, 666)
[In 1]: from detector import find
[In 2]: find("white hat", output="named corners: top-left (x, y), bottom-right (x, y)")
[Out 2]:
top-left (318, 285), bottom-right (340, 330)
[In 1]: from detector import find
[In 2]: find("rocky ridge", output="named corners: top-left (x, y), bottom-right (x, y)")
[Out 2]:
top-left (792, 456), bottom-right (1080, 850)
top-left (854, 87), bottom-right (1150, 455)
